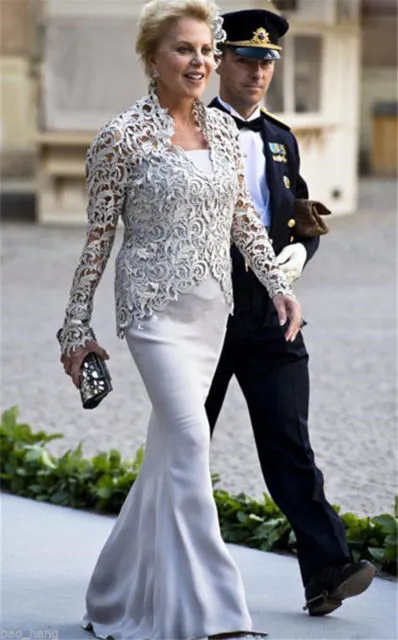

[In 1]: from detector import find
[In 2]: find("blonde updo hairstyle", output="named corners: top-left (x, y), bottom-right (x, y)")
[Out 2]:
top-left (136, 0), bottom-right (225, 76)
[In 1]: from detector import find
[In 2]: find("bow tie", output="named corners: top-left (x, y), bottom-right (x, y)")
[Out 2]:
top-left (231, 115), bottom-right (263, 133)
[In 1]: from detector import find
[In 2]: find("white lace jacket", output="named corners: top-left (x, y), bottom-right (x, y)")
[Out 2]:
top-left (60, 86), bottom-right (292, 355)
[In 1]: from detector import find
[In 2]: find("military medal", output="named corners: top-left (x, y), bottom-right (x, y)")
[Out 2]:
top-left (269, 142), bottom-right (288, 163)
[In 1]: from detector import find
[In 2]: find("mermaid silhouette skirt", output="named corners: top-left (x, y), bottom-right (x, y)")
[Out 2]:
top-left (81, 278), bottom-right (253, 639)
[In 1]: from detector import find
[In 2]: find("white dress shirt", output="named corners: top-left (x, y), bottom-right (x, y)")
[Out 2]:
top-left (218, 97), bottom-right (271, 228)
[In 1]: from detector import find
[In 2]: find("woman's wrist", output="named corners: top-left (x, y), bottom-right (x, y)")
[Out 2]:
top-left (59, 318), bottom-right (92, 356)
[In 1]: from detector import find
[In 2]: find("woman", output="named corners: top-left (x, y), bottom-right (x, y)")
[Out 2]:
top-left (60, 1), bottom-right (301, 638)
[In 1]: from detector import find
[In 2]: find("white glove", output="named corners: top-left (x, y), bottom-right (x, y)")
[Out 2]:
top-left (275, 243), bottom-right (307, 284)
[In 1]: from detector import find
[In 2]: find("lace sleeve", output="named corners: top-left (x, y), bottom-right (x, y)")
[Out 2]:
top-left (59, 124), bottom-right (127, 355)
top-left (229, 125), bottom-right (293, 299)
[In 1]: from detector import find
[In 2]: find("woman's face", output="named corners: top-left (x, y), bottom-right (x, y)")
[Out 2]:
top-left (151, 18), bottom-right (216, 101)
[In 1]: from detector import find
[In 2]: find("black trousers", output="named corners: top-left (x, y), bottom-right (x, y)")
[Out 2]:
top-left (205, 311), bottom-right (350, 585)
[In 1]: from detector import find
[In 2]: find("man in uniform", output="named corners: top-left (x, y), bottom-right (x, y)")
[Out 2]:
top-left (206, 8), bottom-right (375, 615)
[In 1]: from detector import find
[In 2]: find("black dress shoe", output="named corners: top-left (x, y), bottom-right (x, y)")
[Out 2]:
top-left (303, 560), bottom-right (375, 616)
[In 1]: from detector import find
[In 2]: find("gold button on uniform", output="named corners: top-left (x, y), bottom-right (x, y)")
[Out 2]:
top-left (287, 219), bottom-right (296, 228)
top-left (283, 176), bottom-right (291, 189)
top-left (290, 236), bottom-right (294, 243)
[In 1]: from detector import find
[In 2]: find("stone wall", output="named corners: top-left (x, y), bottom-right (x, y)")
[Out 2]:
top-left (360, 6), bottom-right (397, 172)
top-left (43, 15), bottom-right (142, 131)
top-left (0, 0), bottom-right (31, 56)
top-left (0, 0), bottom-right (39, 181)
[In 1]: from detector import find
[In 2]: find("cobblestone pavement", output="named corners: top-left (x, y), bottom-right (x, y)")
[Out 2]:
top-left (1, 179), bottom-right (397, 516)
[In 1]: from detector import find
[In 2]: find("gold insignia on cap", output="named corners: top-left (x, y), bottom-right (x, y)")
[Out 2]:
top-left (253, 27), bottom-right (271, 45)
top-left (225, 26), bottom-right (283, 50)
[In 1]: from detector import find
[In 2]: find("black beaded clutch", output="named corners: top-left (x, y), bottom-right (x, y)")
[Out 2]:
top-left (57, 329), bottom-right (112, 410)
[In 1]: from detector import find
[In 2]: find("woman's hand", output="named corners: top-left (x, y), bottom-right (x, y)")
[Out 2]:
top-left (61, 340), bottom-right (110, 388)
top-left (272, 294), bottom-right (302, 342)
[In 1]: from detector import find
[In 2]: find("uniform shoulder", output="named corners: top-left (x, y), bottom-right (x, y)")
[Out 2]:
top-left (260, 107), bottom-right (291, 132)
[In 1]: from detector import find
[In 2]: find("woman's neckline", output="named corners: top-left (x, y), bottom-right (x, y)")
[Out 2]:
top-left (184, 148), bottom-right (211, 153)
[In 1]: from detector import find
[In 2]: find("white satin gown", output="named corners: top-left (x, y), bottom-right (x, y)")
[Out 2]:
top-left (81, 151), bottom-right (253, 639)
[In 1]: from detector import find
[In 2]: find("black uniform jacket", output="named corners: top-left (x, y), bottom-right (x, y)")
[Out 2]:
top-left (208, 98), bottom-right (320, 326)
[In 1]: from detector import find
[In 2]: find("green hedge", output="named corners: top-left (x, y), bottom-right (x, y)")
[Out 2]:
top-left (1, 406), bottom-right (397, 576)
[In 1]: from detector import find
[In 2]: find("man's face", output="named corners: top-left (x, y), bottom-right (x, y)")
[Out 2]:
top-left (217, 49), bottom-right (275, 113)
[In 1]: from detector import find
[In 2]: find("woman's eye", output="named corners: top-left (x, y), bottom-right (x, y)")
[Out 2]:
top-left (202, 47), bottom-right (213, 55)
top-left (177, 46), bottom-right (190, 54)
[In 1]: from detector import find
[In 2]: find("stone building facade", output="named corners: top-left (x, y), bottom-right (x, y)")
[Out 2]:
top-left (1, 0), bottom-right (396, 222)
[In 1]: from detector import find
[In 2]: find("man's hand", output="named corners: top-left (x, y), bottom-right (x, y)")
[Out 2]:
top-left (276, 243), bottom-right (307, 284)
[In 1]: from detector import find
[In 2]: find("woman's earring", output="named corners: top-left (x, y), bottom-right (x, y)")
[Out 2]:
top-left (149, 68), bottom-right (159, 91)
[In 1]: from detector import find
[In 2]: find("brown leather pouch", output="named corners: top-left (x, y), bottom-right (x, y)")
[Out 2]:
top-left (294, 199), bottom-right (332, 238)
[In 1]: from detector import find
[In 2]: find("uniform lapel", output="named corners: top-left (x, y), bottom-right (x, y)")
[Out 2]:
top-left (210, 99), bottom-right (284, 240)
top-left (261, 118), bottom-right (285, 240)
top-left (208, 97), bottom-right (229, 114)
